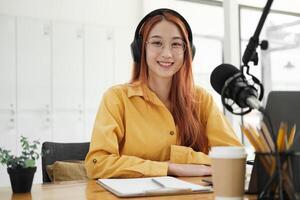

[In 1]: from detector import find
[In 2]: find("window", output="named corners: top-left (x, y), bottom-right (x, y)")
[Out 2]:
top-left (240, 8), bottom-right (300, 94)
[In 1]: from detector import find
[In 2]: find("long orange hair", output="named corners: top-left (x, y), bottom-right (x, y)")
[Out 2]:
top-left (131, 11), bottom-right (209, 154)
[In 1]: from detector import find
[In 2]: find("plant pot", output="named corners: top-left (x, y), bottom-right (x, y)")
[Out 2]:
top-left (7, 167), bottom-right (36, 193)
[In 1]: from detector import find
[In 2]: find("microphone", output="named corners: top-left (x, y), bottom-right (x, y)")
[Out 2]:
top-left (210, 63), bottom-right (264, 115)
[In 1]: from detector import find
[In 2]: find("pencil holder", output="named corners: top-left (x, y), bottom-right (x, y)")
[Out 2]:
top-left (248, 151), bottom-right (300, 199)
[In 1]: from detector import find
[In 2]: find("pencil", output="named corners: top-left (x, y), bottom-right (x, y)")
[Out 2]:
top-left (287, 124), bottom-right (296, 149)
top-left (260, 121), bottom-right (275, 152)
top-left (241, 124), bottom-right (261, 151)
top-left (257, 128), bottom-right (272, 153)
top-left (248, 125), bottom-right (269, 153)
top-left (257, 127), bottom-right (272, 153)
top-left (277, 122), bottom-right (287, 152)
top-left (240, 124), bottom-right (271, 173)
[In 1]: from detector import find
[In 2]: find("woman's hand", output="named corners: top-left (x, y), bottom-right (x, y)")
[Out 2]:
top-left (167, 163), bottom-right (211, 177)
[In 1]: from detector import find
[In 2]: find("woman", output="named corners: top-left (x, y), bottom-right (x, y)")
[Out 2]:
top-left (85, 8), bottom-right (241, 179)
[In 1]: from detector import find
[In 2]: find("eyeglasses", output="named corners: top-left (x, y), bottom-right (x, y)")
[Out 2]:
top-left (145, 39), bottom-right (186, 55)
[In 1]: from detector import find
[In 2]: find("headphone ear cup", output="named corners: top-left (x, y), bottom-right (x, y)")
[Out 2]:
top-left (130, 37), bottom-right (142, 63)
top-left (191, 44), bottom-right (196, 60)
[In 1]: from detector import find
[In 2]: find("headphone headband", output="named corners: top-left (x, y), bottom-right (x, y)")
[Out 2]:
top-left (131, 8), bottom-right (196, 63)
top-left (133, 8), bottom-right (193, 45)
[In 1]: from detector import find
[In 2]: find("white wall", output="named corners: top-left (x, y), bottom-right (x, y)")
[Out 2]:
top-left (0, 0), bottom-right (142, 27)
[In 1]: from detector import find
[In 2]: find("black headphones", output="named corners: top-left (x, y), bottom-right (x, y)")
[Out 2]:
top-left (130, 8), bottom-right (196, 63)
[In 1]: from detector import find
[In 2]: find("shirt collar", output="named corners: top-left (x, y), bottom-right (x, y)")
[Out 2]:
top-left (127, 82), bottom-right (144, 98)
top-left (127, 82), bottom-right (163, 106)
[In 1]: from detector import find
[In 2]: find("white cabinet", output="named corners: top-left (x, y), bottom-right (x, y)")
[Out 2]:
top-left (84, 25), bottom-right (114, 140)
top-left (52, 22), bottom-right (84, 142)
top-left (16, 18), bottom-right (52, 111)
top-left (16, 18), bottom-right (52, 184)
top-left (0, 15), bottom-right (17, 149)
top-left (0, 15), bottom-right (17, 187)
top-left (16, 18), bottom-right (52, 141)
top-left (0, 16), bottom-right (127, 185)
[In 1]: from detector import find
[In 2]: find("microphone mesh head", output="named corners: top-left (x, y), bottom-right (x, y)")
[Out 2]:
top-left (210, 63), bottom-right (240, 94)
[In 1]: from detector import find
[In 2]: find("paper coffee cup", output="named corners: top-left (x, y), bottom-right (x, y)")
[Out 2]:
top-left (210, 146), bottom-right (247, 200)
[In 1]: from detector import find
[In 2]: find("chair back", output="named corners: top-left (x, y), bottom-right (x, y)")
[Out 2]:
top-left (41, 142), bottom-right (90, 182)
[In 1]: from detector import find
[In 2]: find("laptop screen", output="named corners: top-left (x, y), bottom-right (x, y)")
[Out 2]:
top-left (264, 91), bottom-right (300, 151)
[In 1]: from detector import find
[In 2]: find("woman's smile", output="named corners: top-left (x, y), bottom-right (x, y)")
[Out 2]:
top-left (157, 61), bottom-right (174, 68)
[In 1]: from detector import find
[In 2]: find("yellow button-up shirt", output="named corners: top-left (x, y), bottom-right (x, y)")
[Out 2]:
top-left (85, 83), bottom-right (241, 179)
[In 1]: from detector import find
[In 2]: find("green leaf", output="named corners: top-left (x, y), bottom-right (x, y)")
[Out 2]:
top-left (0, 136), bottom-right (40, 169)
top-left (24, 159), bottom-right (35, 168)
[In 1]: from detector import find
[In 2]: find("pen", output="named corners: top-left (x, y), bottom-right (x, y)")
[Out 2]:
top-left (148, 178), bottom-right (193, 195)
top-left (151, 178), bottom-right (165, 188)
top-left (201, 178), bottom-right (213, 186)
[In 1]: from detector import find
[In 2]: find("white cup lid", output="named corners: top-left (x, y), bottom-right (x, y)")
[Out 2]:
top-left (209, 146), bottom-right (247, 159)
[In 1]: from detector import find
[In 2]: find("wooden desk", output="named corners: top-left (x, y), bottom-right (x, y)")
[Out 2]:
top-left (0, 177), bottom-right (256, 200)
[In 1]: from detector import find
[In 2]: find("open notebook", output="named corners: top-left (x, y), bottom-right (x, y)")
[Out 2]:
top-left (97, 176), bottom-right (212, 197)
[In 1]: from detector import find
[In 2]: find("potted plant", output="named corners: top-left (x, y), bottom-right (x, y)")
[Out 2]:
top-left (0, 136), bottom-right (40, 193)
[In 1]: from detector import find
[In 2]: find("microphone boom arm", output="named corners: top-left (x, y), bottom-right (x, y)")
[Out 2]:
top-left (240, 2), bottom-right (298, 199)
top-left (242, 0), bottom-right (274, 66)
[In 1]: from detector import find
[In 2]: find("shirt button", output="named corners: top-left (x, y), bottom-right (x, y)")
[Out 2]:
top-left (169, 131), bottom-right (175, 135)
top-left (92, 159), bottom-right (97, 164)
